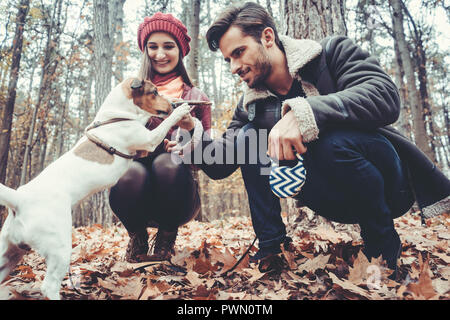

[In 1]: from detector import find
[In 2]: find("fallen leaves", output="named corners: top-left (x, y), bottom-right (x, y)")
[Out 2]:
top-left (405, 253), bottom-right (439, 299)
top-left (1, 212), bottom-right (449, 300)
top-left (297, 254), bottom-right (330, 274)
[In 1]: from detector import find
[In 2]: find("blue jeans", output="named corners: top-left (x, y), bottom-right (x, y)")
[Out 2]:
top-left (237, 123), bottom-right (414, 265)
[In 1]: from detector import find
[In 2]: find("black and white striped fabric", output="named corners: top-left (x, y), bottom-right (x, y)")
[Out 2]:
top-left (269, 153), bottom-right (306, 198)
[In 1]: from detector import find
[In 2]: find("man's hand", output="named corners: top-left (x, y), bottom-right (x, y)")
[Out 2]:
top-left (268, 110), bottom-right (307, 160)
top-left (176, 106), bottom-right (196, 131)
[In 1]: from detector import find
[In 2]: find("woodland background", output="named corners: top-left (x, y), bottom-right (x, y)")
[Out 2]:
top-left (0, 0), bottom-right (449, 227)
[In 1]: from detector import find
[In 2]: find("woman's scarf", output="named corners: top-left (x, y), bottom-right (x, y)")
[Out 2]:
top-left (152, 71), bottom-right (184, 99)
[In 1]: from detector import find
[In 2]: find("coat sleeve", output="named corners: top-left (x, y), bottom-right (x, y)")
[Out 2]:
top-left (194, 90), bottom-right (212, 132)
top-left (183, 96), bottom-right (249, 180)
top-left (282, 36), bottom-right (401, 142)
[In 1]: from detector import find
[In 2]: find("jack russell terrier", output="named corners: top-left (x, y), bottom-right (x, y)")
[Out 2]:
top-left (0, 78), bottom-right (192, 300)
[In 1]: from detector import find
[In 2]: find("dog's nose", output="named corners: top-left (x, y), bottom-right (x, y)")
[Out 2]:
top-left (131, 78), bottom-right (143, 89)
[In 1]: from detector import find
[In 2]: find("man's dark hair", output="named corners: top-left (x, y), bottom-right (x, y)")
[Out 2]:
top-left (206, 2), bottom-right (282, 52)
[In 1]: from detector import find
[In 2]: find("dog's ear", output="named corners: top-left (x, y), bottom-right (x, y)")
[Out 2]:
top-left (131, 78), bottom-right (144, 90)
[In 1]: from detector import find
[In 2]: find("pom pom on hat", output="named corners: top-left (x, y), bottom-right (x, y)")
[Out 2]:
top-left (137, 12), bottom-right (191, 57)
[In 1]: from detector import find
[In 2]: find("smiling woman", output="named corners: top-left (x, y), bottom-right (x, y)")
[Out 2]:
top-left (108, 12), bottom-right (211, 264)
top-left (146, 32), bottom-right (180, 76)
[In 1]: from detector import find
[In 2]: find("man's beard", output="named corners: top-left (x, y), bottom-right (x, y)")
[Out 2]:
top-left (247, 47), bottom-right (272, 89)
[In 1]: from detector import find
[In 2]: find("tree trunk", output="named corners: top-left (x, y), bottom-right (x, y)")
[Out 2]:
top-left (93, 0), bottom-right (114, 111)
top-left (23, 0), bottom-right (64, 183)
top-left (392, 34), bottom-right (410, 137)
top-left (283, 0), bottom-right (346, 223)
top-left (18, 50), bottom-right (42, 186)
top-left (57, 50), bottom-right (76, 158)
top-left (187, 0), bottom-right (200, 86)
top-left (111, 0), bottom-right (126, 85)
top-left (266, 0), bottom-right (274, 18)
top-left (0, 0), bottom-right (30, 185)
top-left (78, 0), bottom-right (117, 226)
top-left (389, 0), bottom-right (436, 163)
top-left (400, 1), bottom-right (437, 164)
top-left (284, 0), bottom-right (347, 41)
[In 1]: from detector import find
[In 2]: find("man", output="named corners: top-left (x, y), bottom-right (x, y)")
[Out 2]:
top-left (172, 2), bottom-right (450, 275)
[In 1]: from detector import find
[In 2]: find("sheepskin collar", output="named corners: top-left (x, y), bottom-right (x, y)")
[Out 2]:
top-left (242, 35), bottom-right (322, 110)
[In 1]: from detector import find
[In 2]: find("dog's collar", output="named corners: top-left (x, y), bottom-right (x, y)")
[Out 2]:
top-left (84, 118), bottom-right (137, 160)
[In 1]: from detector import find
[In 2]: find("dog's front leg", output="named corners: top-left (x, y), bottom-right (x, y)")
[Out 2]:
top-left (144, 104), bottom-right (191, 152)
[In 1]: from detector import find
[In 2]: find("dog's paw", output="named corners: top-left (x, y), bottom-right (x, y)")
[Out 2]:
top-left (170, 103), bottom-right (190, 123)
top-left (173, 103), bottom-right (190, 119)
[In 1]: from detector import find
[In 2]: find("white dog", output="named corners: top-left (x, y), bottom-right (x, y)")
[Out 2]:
top-left (0, 78), bottom-right (191, 299)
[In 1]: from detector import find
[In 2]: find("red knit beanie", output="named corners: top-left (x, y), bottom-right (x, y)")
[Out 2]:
top-left (137, 12), bottom-right (191, 57)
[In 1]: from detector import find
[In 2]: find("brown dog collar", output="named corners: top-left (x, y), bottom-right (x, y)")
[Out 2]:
top-left (84, 118), bottom-right (137, 160)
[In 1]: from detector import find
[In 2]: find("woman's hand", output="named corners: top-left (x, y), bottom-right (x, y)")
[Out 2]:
top-left (164, 138), bottom-right (180, 153)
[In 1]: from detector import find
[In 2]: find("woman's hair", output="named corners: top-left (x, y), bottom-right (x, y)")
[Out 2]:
top-left (138, 41), bottom-right (194, 87)
top-left (206, 2), bottom-right (282, 52)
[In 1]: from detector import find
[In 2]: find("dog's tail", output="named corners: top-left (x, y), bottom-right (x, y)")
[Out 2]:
top-left (0, 183), bottom-right (19, 211)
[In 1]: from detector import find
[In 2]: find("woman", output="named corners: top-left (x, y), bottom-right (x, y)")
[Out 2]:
top-left (109, 12), bottom-right (211, 263)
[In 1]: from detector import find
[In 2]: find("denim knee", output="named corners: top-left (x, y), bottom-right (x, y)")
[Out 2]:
top-left (299, 129), bottom-right (412, 223)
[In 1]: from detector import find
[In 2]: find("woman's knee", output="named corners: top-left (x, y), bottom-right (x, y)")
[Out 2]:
top-left (109, 162), bottom-right (149, 211)
top-left (151, 153), bottom-right (188, 187)
top-left (149, 153), bottom-right (199, 228)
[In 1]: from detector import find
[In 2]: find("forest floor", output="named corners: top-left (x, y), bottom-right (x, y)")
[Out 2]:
top-left (0, 209), bottom-right (449, 300)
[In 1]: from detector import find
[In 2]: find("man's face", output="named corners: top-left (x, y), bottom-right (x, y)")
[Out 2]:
top-left (219, 26), bottom-right (272, 89)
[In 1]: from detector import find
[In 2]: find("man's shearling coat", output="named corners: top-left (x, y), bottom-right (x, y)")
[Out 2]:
top-left (189, 35), bottom-right (450, 218)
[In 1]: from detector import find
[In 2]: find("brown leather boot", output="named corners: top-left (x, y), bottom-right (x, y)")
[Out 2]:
top-left (125, 230), bottom-right (149, 263)
top-left (145, 228), bottom-right (178, 261)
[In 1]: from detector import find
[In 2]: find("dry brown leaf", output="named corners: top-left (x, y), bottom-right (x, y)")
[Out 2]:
top-left (17, 265), bottom-right (36, 280)
top-left (406, 255), bottom-right (438, 299)
top-left (185, 271), bottom-right (203, 287)
top-left (193, 285), bottom-right (217, 300)
top-left (297, 254), bottom-right (330, 274)
top-left (155, 280), bottom-right (172, 293)
top-left (312, 226), bottom-right (352, 244)
top-left (347, 250), bottom-right (393, 286)
top-left (348, 250), bottom-right (371, 285)
top-left (140, 284), bottom-right (161, 300)
top-left (280, 244), bottom-right (297, 270)
top-left (209, 247), bottom-right (237, 271)
top-left (193, 256), bottom-right (216, 274)
top-left (246, 268), bottom-right (266, 284)
top-left (329, 273), bottom-right (374, 299)
top-left (233, 252), bottom-right (250, 273)
top-left (432, 252), bottom-right (450, 264)
top-left (286, 271), bottom-right (310, 285)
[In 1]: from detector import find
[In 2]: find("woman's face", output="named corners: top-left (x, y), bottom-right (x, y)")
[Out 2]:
top-left (146, 32), bottom-right (180, 75)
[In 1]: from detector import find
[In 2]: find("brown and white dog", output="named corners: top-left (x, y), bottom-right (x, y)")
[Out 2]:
top-left (0, 78), bottom-right (191, 299)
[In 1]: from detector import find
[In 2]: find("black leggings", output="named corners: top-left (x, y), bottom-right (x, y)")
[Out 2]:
top-left (109, 153), bottom-right (200, 232)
